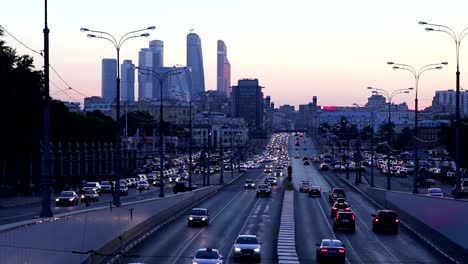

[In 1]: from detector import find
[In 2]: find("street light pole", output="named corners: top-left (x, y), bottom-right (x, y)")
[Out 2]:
top-left (368, 87), bottom-right (413, 190)
top-left (387, 61), bottom-right (446, 193)
top-left (138, 67), bottom-right (184, 197)
top-left (81, 26), bottom-right (155, 206)
top-left (419, 21), bottom-right (468, 195)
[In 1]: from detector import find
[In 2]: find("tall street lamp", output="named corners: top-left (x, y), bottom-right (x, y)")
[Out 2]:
top-left (139, 66), bottom-right (184, 197)
top-left (419, 21), bottom-right (468, 195)
top-left (367, 86), bottom-right (413, 190)
top-left (80, 26), bottom-right (154, 206)
top-left (387, 61), bottom-right (447, 193)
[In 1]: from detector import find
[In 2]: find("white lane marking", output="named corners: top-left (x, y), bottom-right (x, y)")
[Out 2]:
top-left (169, 190), bottom-right (243, 264)
top-left (224, 195), bottom-right (261, 264)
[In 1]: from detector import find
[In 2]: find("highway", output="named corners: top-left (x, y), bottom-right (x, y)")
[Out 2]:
top-left (293, 136), bottom-right (448, 263)
top-left (0, 172), bottom-right (230, 226)
top-left (125, 168), bottom-right (284, 264)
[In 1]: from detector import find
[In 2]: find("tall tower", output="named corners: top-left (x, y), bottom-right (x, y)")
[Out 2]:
top-left (138, 48), bottom-right (152, 101)
top-left (101, 58), bottom-right (117, 103)
top-left (217, 40), bottom-right (231, 96)
top-left (149, 40), bottom-right (164, 68)
top-left (187, 31), bottom-right (205, 95)
top-left (231, 79), bottom-right (264, 129)
top-left (121, 60), bottom-right (135, 103)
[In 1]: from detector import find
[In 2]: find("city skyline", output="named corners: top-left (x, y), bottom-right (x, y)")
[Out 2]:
top-left (1, 0), bottom-right (468, 108)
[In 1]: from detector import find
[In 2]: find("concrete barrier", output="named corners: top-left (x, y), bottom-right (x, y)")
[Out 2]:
top-left (0, 186), bottom-right (217, 264)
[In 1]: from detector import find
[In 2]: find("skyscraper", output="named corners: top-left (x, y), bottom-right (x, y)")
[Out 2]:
top-left (187, 31), bottom-right (205, 95)
top-left (231, 79), bottom-right (264, 129)
top-left (138, 48), bottom-right (152, 101)
top-left (149, 40), bottom-right (164, 68)
top-left (101, 58), bottom-right (117, 103)
top-left (121, 60), bottom-right (135, 103)
top-left (217, 40), bottom-right (231, 96)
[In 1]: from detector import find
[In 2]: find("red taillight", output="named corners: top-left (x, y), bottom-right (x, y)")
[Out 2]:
top-left (345, 207), bottom-right (351, 211)
top-left (320, 248), bottom-right (328, 253)
top-left (374, 218), bottom-right (379, 222)
top-left (336, 214), bottom-right (340, 220)
top-left (395, 219), bottom-right (400, 223)
top-left (352, 215), bottom-right (356, 220)
top-left (338, 249), bottom-right (345, 254)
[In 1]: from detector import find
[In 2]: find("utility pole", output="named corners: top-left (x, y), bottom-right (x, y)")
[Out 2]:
top-left (219, 126), bottom-right (224, 184)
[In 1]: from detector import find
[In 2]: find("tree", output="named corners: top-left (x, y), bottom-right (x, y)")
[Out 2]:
top-left (439, 119), bottom-right (468, 169)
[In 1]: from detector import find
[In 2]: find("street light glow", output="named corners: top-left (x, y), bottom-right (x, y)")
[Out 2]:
top-left (425, 27), bottom-right (434, 31)
top-left (387, 62), bottom-right (394, 65)
top-left (140, 33), bottom-right (150, 37)
top-left (147, 26), bottom-right (156, 30)
top-left (87, 34), bottom-right (96, 38)
top-left (80, 28), bottom-right (89, 32)
top-left (418, 21), bottom-right (428, 25)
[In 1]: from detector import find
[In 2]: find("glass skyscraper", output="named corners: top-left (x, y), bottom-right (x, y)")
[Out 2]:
top-left (231, 79), bottom-right (264, 129)
top-left (101, 58), bottom-right (117, 103)
top-left (121, 60), bottom-right (135, 103)
top-left (187, 31), bottom-right (205, 95)
top-left (217, 40), bottom-right (231, 96)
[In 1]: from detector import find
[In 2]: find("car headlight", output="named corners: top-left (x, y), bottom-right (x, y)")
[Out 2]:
top-left (192, 262), bottom-right (198, 264)
top-left (81, 195), bottom-right (85, 199)
top-left (189, 217), bottom-right (193, 220)
top-left (69, 198), bottom-right (74, 201)
top-left (55, 198), bottom-right (59, 202)
top-left (254, 247), bottom-right (261, 252)
top-left (245, 184), bottom-right (248, 186)
top-left (201, 218), bottom-right (206, 221)
top-left (235, 247), bottom-right (241, 252)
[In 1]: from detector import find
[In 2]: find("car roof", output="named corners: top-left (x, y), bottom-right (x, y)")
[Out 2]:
top-left (238, 234), bottom-right (257, 239)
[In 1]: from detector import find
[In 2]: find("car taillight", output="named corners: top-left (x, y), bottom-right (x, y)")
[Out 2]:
top-left (352, 215), bottom-right (356, 220)
top-left (332, 207), bottom-right (337, 211)
top-left (395, 219), bottom-right (400, 223)
top-left (345, 208), bottom-right (351, 211)
top-left (336, 214), bottom-right (340, 220)
top-left (320, 248), bottom-right (328, 253)
top-left (375, 218), bottom-right (379, 222)
top-left (338, 249), bottom-right (345, 254)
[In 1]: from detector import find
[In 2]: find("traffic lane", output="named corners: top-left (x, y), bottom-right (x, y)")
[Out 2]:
top-left (323, 169), bottom-right (449, 263)
top-left (125, 169), bottom-right (281, 264)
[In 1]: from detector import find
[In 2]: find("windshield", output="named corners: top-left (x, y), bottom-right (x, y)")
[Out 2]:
top-left (195, 250), bottom-right (219, 259)
top-left (236, 237), bottom-right (258, 244)
top-left (191, 210), bottom-right (207, 215)
top-left (60, 192), bottom-right (74, 197)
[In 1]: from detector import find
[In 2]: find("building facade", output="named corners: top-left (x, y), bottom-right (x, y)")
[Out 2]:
top-left (217, 40), bottom-right (231, 96)
top-left (138, 48), bottom-right (152, 101)
top-left (121, 60), bottom-right (135, 103)
top-left (101, 58), bottom-right (117, 103)
top-left (187, 31), bottom-right (205, 95)
top-left (231, 79), bottom-right (264, 129)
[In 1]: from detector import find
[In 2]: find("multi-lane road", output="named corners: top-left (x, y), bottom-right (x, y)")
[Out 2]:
top-left (124, 134), bottom-right (449, 264)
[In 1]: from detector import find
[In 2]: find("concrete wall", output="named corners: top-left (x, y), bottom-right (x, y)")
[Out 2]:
top-left (0, 187), bottom-right (217, 264)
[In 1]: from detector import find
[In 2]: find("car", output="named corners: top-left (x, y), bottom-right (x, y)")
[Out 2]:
top-left (100, 181), bottom-right (114, 193)
top-left (308, 185), bottom-right (321, 197)
top-left (303, 160), bottom-right (310, 165)
top-left (152, 178), bottom-right (163, 187)
top-left (239, 165), bottom-right (247, 172)
top-left (263, 166), bottom-right (273, 173)
top-left (299, 181), bottom-right (311, 192)
top-left (329, 188), bottom-right (346, 203)
top-left (55, 191), bottom-right (79, 206)
top-left (303, 156), bottom-right (309, 161)
top-left (244, 179), bottom-right (256, 189)
top-left (334, 211), bottom-right (356, 232)
top-left (173, 181), bottom-right (198, 193)
top-left (119, 185), bottom-right (129, 196)
top-left (188, 208), bottom-right (209, 226)
top-left (331, 201), bottom-right (351, 218)
top-left (233, 235), bottom-right (261, 262)
top-left (146, 174), bottom-right (156, 183)
top-left (169, 175), bottom-right (180, 183)
top-left (264, 176), bottom-right (277, 186)
top-left (274, 169), bottom-right (283, 177)
top-left (191, 248), bottom-right (223, 264)
top-left (427, 187), bottom-right (444, 197)
top-left (256, 184), bottom-right (271, 198)
top-left (80, 189), bottom-right (100, 203)
top-left (137, 180), bottom-right (150, 191)
top-left (371, 210), bottom-right (399, 233)
top-left (316, 239), bottom-right (346, 264)
top-left (294, 154), bottom-right (300, 159)
top-left (320, 163), bottom-right (329, 171)
top-left (83, 182), bottom-right (101, 194)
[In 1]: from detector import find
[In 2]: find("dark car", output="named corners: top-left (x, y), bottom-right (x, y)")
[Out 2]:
top-left (244, 179), bottom-right (256, 189)
top-left (308, 186), bottom-right (321, 197)
top-left (316, 239), bottom-right (346, 264)
top-left (233, 234), bottom-right (261, 261)
top-left (256, 184), bottom-right (271, 198)
top-left (55, 191), bottom-right (79, 206)
top-left (331, 201), bottom-right (351, 218)
top-left (334, 211), bottom-right (356, 232)
top-left (188, 208), bottom-right (209, 226)
top-left (320, 163), bottom-right (329, 171)
top-left (303, 160), bottom-right (310, 165)
top-left (329, 188), bottom-right (346, 203)
top-left (371, 210), bottom-right (399, 233)
top-left (80, 189), bottom-right (100, 203)
top-left (173, 181), bottom-right (198, 194)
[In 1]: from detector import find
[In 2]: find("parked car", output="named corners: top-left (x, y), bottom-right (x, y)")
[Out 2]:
top-left (371, 210), bottom-right (399, 233)
top-left (316, 239), bottom-right (346, 264)
top-left (56, 191), bottom-right (79, 206)
top-left (137, 180), bottom-right (150, 191)
top-left (187, 208), bottom-right (209, 226)
top-left (233, 235), bottom-right (261, 261)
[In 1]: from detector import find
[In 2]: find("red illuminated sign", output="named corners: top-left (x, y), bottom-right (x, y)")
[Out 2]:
top-left (322, 106), bottom-right (336, 111)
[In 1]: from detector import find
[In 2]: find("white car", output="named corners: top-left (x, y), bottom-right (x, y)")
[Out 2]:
top-left (137, 180), bottom-right (150, 191)
top-left (233, 235), bottom-right (261, 261)
top-left (427, 188), bottom-right (444, 197)
top-left (191, 248), bottom-right (223, 264)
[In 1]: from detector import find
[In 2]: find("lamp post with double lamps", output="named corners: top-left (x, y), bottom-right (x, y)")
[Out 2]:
top-left (367, 86), bottom-right (413, 190)
top-left (80, 26), bottom-right (155, 206)
top-left (387, 61), bottom-right (447, 193)
top-left (139, 66), bottom-right (185, 197)
top-left (419, 21), bottom-right (468, 195)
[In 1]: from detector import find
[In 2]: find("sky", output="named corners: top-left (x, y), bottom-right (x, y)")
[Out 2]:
top-left (2, 0), bottom-right (468, 110)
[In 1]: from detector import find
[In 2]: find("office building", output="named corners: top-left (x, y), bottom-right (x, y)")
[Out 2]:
top-left (149, 40), bottom-right (164, 68)
top-left (187, 31), bottom-right (205, 95)
top-left (151, 66), bottom-right (192, 100)
top-left (217, 40), bottom-right (231, 96)
top-left (138, 48), bottom-right (152, 101)
top-left (121, 60), bottom-right (135, 103)
top-left (101, 58), bottom-right (117, 103)
top-left (231, 79), bottom-right (264, 129)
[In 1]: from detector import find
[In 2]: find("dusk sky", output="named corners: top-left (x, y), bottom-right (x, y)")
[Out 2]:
top-left (2, 0), bottom-right (468, 109)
